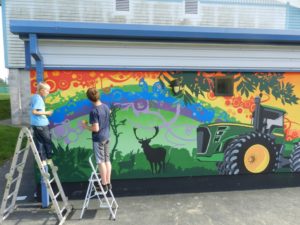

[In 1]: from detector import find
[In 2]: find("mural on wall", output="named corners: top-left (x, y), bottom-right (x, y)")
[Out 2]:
top-left (30, 71), bottom-right (300, 182)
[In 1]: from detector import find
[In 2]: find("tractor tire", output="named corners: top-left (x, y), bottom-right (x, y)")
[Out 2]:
top-left (220, 132), bottom-right (280, 175)
top-left (290, 142), bottom-right (300, 172)
top-left (217, 139), bottom-right (240, 175)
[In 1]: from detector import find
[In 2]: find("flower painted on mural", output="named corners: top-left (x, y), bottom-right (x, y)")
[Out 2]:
top-left (58, 80), bottom-right (70, 90)
top-left (133, 99), bottom-right (148, 111)
top-left (207, 91), bottom-right (216, 100)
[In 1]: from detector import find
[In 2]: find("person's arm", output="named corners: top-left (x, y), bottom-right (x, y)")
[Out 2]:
top-left (32, 109), bottom-right (53, 116)
top-left (31, 95), bottom-right (53, 116)
top-left (82, 121), bottom-right (99, 132)
top-left (82, 110), bottom-right (100, 132)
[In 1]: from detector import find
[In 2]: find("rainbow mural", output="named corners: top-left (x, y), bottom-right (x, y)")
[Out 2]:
top-left (30, 71), bottom-right (300, 182)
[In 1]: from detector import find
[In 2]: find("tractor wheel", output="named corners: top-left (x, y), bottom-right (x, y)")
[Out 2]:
top-left (220, 132), bottom-right (279, 175)
top-left (217, 139), bottom-right (240, 175)
top-left (290, 142), bottom-right (300, 172)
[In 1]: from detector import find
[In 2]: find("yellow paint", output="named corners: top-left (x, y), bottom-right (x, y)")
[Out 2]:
top-left (244, 144), bottom-right (270, 173)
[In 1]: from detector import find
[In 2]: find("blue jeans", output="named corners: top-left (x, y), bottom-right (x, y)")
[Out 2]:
top-left (32, 126), bottom-right (53, 160)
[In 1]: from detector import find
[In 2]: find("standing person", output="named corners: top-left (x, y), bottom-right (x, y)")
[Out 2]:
top-left (30, 82), bottom-right (54, 165)
top-left (82, 87), bottom-right (112, 192)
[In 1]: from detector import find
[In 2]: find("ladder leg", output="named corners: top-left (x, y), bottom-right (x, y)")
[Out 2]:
top-left (27, 127), bottom-right (71, 223)
top-left (83, 155), bottom-right (119, 220)
top-left (10, 141), bottom-right (30, 211)
top-left (80, 178), bottom-right (93, 219)
top-left (1, 127), bottom-right (71, 224)
top-left (0, 128), bottom-right (29, 221)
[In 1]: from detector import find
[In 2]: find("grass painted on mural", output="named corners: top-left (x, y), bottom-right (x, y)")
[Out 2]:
top-left (0, 125), bottom-right (20, 166)
top-left (42, 83), bottom-right (243, 181)
top-left (49, 143), bottom-right (217, 182)
top-left (49, 104), bottom-right (226, 181)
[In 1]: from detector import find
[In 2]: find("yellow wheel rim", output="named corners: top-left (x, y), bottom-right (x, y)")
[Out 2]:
top-left (244, 144), bottom-right (270, 173)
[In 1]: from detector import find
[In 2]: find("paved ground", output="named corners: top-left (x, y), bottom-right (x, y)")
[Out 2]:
top-left (1, 153), bottom-right (300, 225)
top-left (1, 187), bottom-right (300, 225)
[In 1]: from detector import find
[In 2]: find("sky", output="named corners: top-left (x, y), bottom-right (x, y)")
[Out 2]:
top-left (0, 8), bottom-right (8, 81)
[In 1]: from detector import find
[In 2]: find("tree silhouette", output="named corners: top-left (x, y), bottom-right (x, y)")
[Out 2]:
top-left (235, 72), bottom-right (299, 105)
top-left (110, 105), bottom-right (126, 162)
top-left (159, 71), bottom-right (299, 105)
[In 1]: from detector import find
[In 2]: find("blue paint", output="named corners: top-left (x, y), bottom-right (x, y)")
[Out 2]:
top-left (10, 20), bottom-right (300, 44)
top-left (49, 99), bottom-right (93, 125)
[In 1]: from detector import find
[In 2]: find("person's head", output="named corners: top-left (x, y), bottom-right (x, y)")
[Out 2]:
top-left (86, 87), bottom-right (100, 103)
top-left (37, 82), bottom-right (50, 97)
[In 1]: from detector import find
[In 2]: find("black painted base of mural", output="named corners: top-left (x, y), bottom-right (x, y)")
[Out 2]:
top-left (36, 173), bottom-right (300, 200)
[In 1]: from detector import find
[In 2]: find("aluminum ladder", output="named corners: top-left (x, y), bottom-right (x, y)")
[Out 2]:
top-left (0, 127), bottom-right (72, 224)
top-left (80, 155), bottom-right (118, 220)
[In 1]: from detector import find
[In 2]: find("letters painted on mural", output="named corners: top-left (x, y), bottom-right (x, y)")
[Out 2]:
top-left (30, 71), bottom-right (300, 182)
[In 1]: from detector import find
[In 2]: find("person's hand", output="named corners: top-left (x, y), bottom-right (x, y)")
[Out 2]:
top-left (46, 110), bottom-right (53, 116)
top-left (81, 120), bottom-right (88, 129)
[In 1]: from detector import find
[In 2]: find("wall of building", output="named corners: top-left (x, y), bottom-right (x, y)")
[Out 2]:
top-left (8, 69), bottom-right (30, 125)
top-left (29, 70), bottom-right (300, 182)
top-left (4, 0), bottom-right (287, 67)
top-left (37, 40), bottom-right (300, 71)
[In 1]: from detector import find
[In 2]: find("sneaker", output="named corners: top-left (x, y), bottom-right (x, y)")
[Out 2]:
top-left (107, 183), bottom-right (112, 190)
top-left (102, 184), bottom-right (108, 192)
top-left (95, 183), bottom-right (108, 192)
top-left (46, 159), bottom-right (53, 166)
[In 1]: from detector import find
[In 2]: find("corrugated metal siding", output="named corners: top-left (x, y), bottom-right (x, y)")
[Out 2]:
top-left (3, 0), bottom-right (293, 67)
top-left (287, 5), bottom-right (300, 29)
top-left (37, 40), bottom-right (300, 71)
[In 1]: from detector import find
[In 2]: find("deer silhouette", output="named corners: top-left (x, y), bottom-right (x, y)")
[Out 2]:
top-left (133, 126), bottom-right (166, 174)
top-left (118, 150), bottom-right (138, 174)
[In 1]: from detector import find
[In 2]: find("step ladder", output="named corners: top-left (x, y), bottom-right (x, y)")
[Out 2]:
top-left (0, 127), bottom-right (72, 225)
top-left (80, 155), bottom-right (118, 220)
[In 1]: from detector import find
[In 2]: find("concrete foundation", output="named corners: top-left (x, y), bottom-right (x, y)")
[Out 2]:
top-left (8, 69), bottom-right (31, 125)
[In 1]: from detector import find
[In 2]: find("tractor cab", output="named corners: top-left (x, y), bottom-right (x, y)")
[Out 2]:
top-left (253, 97), bottom-right (286, 135)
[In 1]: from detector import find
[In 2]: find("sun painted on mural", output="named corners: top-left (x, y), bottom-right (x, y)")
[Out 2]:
top-left (30, 70), bottom-right (300, 182)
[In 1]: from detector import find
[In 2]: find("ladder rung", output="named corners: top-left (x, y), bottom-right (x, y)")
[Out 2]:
top-left (49, 177), bottom-right (55, 184)
top-left (60, 206), bottom-right (66, 214)
top-left (3, 203), bottom-right (14, 214)
top-left (54, 192), bottom-right (60, 199)
top-left (7, 191), bottom-right (17, 200)
top-left (17, 147), bottom-right (29, 154)
top-left (11, 176), bottom-right (21, 185)
top-left (16, 162), bottom-right (25, 168)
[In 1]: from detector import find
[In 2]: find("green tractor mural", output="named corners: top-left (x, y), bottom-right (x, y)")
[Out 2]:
top-left (197, 97), bottom-right (300, 175)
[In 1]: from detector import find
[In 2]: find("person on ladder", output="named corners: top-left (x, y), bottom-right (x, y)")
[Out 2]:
top-left (81, 87), bottom-right (112, 192)
top-left (30, 82), bottom-right (54, 207)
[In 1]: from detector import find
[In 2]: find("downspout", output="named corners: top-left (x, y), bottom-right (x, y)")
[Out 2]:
top-left (29, 33), bottom-right (44, 83)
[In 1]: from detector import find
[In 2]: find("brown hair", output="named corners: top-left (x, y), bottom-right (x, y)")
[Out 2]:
top-left (86, 88), bottom-right (100, 102)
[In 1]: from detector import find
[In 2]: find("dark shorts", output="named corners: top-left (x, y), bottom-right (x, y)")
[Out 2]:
top-left (93, 140), bottom-right (110, 163)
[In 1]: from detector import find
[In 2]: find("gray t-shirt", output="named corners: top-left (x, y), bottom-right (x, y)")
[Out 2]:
top-left (89, 104), bottom-right (110, 142)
